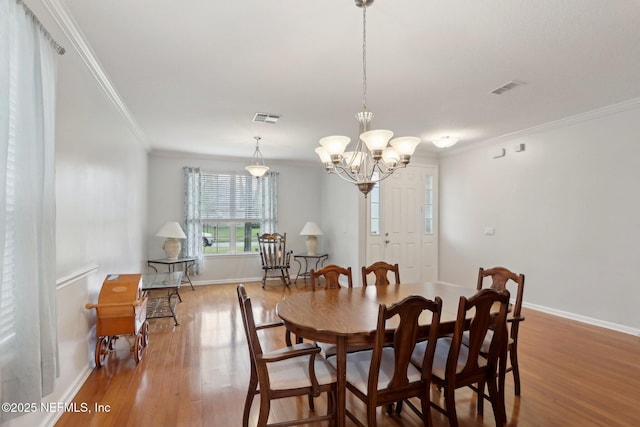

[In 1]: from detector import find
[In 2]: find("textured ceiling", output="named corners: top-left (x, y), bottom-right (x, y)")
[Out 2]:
top-left (57, 0), bottom-right (640, 161)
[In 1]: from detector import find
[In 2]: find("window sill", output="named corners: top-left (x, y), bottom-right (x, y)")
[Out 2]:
top-left (203, 252), bottom-right (260, 259)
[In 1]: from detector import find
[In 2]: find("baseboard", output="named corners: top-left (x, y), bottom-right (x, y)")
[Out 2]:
top-left (40, 365), bottom-right (93, 427)
top-left (191, 276), bottom-right (264, 286)
top-left (524, 302), bottom-right (639, 336)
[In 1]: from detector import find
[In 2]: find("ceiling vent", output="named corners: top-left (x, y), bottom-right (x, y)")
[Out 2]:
top-left (490, 80), bottom-right (525, 95)
top-left (252, 112), bottom-right (280, 124)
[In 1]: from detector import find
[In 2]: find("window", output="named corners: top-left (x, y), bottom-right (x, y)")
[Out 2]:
top-left (424, 174), bottom-right (434, 234)
top-left (369, 172), bottom-right (381, 234)
top-left (200, 171), bottom-right (276, 254)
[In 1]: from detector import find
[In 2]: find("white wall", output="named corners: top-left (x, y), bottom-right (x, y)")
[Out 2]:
top-left (319, 172), bottom-right (361, 282)
top-left (438, 102), bottom-right (640, 332)
top-left (148, 153), bottom-right (325, 284)
top-left (10, 2), bottom-right (149, 426)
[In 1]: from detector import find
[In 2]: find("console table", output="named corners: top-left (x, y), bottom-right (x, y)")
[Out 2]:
top-left (293, 253), bottom-right (328, 283)
top-left (147, 257), bottom-right (196, 291)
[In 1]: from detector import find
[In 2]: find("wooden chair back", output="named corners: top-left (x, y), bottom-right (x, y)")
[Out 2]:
top-left (432, 288), bottom-right (510, 426)
top-left (257, 232), bottom-right (290, 269)
top-left (310, 264), bottom-right (353, 290)
top-left (477, 266), bottom-right (525, 325)
top-left (477, 266), bottom-right (526, 395)
top-left (257, 233), bottom-right (292, 287)
top-left (371, 296), bottom-right (442, 415)
top-left (236, 284), bottom-right (337, 427)
top-left (362, 261), bottom-right (400, 286)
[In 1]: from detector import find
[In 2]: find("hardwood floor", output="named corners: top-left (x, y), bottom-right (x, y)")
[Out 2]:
top-left (55, 281), bottom-right (640, 427)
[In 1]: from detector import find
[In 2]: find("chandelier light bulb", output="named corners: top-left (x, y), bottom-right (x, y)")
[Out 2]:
top-left (360, 129), bottom-right (394, 151)
top-left (319, 135), bottom-right (351, 156)
top-left (390, 136), bottom-right (421, 156)
top-left (315, 146), bottom-right (331, 163)
top-left (382, 147), bottom-right (400, 166)
top-left (344, 151), bottom-right (365, 172)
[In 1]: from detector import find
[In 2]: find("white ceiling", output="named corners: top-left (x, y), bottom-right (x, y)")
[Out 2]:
top-left (58, 0), bottom-right (640, 162)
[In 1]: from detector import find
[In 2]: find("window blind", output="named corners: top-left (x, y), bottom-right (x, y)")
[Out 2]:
top-left (201, 172), bottom-right (266, 220)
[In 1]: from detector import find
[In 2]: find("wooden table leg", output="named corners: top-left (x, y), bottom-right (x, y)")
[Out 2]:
top-left (335, 336), bottom-right (347, 427)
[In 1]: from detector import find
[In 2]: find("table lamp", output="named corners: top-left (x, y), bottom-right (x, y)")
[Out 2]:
top-left (156, 221), bottom-right (187, 260)
top-left (299, 222), bottom-right (323, 256)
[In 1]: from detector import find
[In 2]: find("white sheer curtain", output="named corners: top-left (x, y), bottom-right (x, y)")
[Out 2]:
top-left (262, 171), bottom-right (278, 233)
top-left (183, 167), bottom-right (203, 273)
top-left (0, 0), bottom-right (59, 420)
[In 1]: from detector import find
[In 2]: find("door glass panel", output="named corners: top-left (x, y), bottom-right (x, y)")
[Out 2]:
top-left (424, 175), bottom-right (433, 234)
top-left (369, 175), bottom-right (381, 235)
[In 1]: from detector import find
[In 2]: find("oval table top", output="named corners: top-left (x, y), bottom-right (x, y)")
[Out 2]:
top-left (276, 282), bottom-right (478, 343)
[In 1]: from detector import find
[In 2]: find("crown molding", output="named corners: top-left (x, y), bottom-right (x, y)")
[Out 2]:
top-left (41, 0), bottom-right (149, 150)
top-left (439, 96), bottom-right (640, 158)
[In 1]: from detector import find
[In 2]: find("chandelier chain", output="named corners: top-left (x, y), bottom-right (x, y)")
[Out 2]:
top-left (315, 0), bottom-right (421, 196)
top-left (362, 4), bottom-right (367, 112)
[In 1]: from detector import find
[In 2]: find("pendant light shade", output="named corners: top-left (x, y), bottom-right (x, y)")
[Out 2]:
top-left (245, 136), bottom-right (270, 177)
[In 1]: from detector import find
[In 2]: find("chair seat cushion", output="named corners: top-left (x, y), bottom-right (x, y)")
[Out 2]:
top-left (264, 344), bottom-right (337, 391)
top-left (330, 347), bottom-right (423, 395)
top-left (411, 337), bottom-right (486, 380)
top-left (461, 330), bottom-right (514, 354)
top-left (317, 341), bottom-right (373, 358)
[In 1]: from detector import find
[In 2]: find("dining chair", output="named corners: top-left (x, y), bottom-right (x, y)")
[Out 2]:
top-left (361, 261), bottom-right (401, 286)
top-left (474, 266), bottom-right (525, 396)
top-left (257, 232), bottom-right (293, 288)
top-left (236, 284), bottom-right (337, 427)
top-left (410, 288), bottom-right (510, 427)
top-left (310, 264), bottom-right (353, 290)
top-left (309, 264), bottom-right (355, 357)
top-left (330, 295), bottom-right (442, 427)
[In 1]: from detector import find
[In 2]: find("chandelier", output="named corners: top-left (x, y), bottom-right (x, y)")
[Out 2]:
top-left (314, 0), bottom-right (421, 196)
top-left (245, 136), bottom-right (270, 177)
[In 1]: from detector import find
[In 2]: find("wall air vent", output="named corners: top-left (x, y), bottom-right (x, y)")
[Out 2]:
top-left (252, 113), bottom-right (280, 124)
top-left (490, 80), bottom-right (525, 95)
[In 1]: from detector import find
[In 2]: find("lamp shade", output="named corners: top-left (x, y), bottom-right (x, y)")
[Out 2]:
top-left (156, 222), bottom-right (186, 239)
top-left (245, 164), bottom-right (270, 177)
top-left (319, 135), bottom-right (350, 156)
top-left (360, 129), bottom-right (394, 151)
top-left (390, 136), bottom-right (421, 155)
top-left (299, 222), bottom-right (323, 236)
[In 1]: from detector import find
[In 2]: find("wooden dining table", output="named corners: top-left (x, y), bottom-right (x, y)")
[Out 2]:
top-left (276, 281), bottom-right (488, 427)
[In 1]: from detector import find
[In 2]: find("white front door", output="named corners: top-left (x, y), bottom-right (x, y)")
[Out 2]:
top-left (365, 165), bottom-right (438, 284)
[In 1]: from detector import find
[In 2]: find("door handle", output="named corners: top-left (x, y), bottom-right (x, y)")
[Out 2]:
top-left (385, 240), bottom-right (390, 244)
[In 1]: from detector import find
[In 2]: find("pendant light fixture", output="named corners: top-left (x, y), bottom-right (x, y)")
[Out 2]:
top-left (245, 136), bottom-right (270, 177)
top-left (314, 0), bottom-right (421, 196)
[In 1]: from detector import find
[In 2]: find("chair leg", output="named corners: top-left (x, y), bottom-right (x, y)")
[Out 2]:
top-left (487, 378), bottom-right (506, 427)
top-left (443, 387), bottom-right (459, 427)
top-left (326, 390), bottom-right (336, 427)
top-left (280, 268), bottom-right (291, 286)
top-left (261, 270), bottom-right (267, 288)
top-left (308, 393), bottom-right (315, 411)
top-left (257, 394), bottom-right (271, 427)
top-left (510, 347), bottom-right (521, 396)
top-left (367, 402), bottom-right (378, 427)
top-left (243, 374), bottom-right (258, 427)
top-left (420, 394), bottom-right (433, 427)
top-left (477, 381), bottom-right (485, 415)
